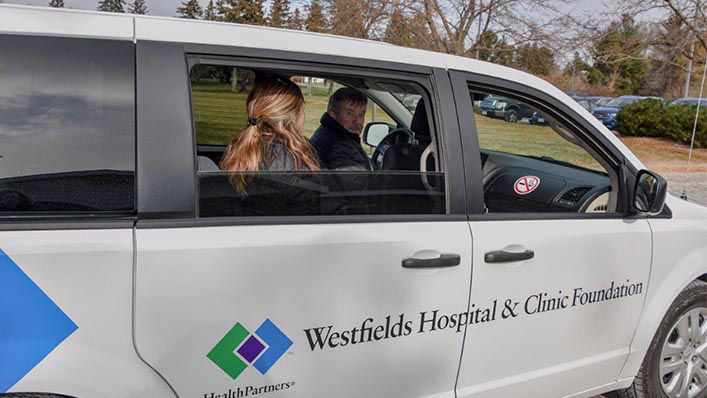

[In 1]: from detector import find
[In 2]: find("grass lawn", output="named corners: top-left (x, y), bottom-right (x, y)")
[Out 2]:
top-left (192, 80), bottom-right (706, 178)
top-left (619, 136), bottom-right (707, 173)
top-left (474, 115), bottom-right (604, 170)
top-left (192, 81), bottom-right (395, 146)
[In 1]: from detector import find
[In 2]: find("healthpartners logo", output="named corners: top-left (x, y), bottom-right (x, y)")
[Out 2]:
top-left (207, 319), bottom-right (293, 380)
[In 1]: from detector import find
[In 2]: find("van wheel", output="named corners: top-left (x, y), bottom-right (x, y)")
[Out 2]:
top-left (614, 280), bottom-right (707, 398)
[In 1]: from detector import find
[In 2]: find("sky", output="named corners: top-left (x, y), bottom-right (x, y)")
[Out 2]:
top-left (4, 0), bottom-right (610, 18)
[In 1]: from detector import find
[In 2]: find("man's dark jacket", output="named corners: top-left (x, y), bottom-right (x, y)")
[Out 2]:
top-left (310, 112), bottom-right (371, 214)
top-left (310, 112), bottom-right (372, 171)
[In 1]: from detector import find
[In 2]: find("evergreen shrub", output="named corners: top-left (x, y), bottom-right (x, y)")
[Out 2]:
top-left (616, 100), bottom-right (706, 148)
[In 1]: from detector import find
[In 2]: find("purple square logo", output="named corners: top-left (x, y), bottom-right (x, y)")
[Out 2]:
top-left (208, 319), bottom-right (293, 380)
top-left (237, 335), bottom-right (265, 363)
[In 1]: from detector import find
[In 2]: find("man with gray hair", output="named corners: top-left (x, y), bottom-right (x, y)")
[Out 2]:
top-left (310, 87), bottom-right (372, 171)
top-left (310, 87), bottom-right (372, 214)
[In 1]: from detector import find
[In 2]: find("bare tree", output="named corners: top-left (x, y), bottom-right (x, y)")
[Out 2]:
top-left (326, 0), bottom-right (391, 39)
top-left (397, 0), bottom-right (574, 58)
top-left (383, 8), bottom-right (432, 49)
top-left (609, 0), bottom-right (705, 96)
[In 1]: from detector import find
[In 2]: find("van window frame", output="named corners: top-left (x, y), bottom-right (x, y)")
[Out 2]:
top-left (0, 34), bottom-right (137, 224)
top-left (135, 42), bottom-right (466, 227)
top-left (187, 55), bottom-right (456, 221)
top-left (449, 70), bottom-right (648, 220)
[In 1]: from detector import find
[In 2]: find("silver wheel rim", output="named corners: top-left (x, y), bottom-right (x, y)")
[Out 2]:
top-left (660, 307), bottom-right (707, 398)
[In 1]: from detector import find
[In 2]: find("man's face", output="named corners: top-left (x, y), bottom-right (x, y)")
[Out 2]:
top-left (330, 101), bottom-right (366, 135)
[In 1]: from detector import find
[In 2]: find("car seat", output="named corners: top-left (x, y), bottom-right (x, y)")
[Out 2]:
top-left (381, 100), bottom-right (434, 172)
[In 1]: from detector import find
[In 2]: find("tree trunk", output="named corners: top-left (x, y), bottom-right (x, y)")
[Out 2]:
top-left (231, 68), bottom-right (239, 93)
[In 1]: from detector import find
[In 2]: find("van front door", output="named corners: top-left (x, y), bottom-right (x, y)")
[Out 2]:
top-left (450, 71), bottom-right (651, 397)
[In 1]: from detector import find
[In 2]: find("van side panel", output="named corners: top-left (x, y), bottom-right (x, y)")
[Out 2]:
top-left (1, 228), bottom-right (174, 398)
top-left (618, 196), bottom-right (707, 380)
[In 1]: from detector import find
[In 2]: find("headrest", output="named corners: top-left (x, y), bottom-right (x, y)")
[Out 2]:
top-left (410, 100), bottom-right (431, 142)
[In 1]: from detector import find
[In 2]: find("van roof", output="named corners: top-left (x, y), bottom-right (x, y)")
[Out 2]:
top-left (0, 4), bottom-right (551, 89)
top-left (0, 3), bottom-right (646, 169)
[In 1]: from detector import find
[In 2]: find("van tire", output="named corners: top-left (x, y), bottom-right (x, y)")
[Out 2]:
top-left (613, 279), bottom-right (707, 398)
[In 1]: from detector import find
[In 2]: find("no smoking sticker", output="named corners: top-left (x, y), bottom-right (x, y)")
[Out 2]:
top-left (514, 176), bottom-right (540, 195)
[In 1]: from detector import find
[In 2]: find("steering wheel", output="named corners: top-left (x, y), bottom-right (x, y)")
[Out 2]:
top-left (370, 128), bottom-right (415, 170)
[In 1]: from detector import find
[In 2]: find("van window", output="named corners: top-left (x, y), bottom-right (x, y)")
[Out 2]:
top-left (190, 66), bottom-right (396, 147)
top-left (0, 35), bottom-right (135, 214)
top-left (470, 90), bottom-right (615, 214)
top-left (189, 63), bottom-right (445, 217)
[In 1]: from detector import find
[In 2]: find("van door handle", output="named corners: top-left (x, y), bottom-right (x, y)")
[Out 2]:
top-left (484, 250), bottom-right (534, 263)
top-left (402, 253), bottom-right (461, 268)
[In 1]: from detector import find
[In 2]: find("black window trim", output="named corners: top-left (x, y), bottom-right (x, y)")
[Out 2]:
top-left (449, 69), bottom-right (649, 221)
top-left (0, 219), bottom-right (136, 231)
top-left (149, 48), bottom-right (467, 227)
top-left (137, 214), bottom-right (468, 229)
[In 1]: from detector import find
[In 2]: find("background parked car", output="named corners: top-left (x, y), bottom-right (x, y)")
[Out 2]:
top-left (478, 95), bottom-right (536, 122)
top-left (669, 97), bottom-right (707, 107)
top-left (563, 90), bottom-right (589, 97)
top-left (569, 96), bottom-right (593, 111)
top-left (530, 111), bottom-right (549, 125)
top-left (591, 95), bottom-right (663, 129)
top-left (478, 95), bottom-right (508, 119)
top-left (585, 96), bottom-right (614, 111)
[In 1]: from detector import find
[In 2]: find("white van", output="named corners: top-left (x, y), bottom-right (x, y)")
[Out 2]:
top-left (1, 5), bottom-right (706, 398)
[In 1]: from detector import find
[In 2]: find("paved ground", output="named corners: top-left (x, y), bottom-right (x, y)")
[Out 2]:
top-left (620, 136), bottom-right (707, 205)
top-left (664, 172), bottom-right (707, 205)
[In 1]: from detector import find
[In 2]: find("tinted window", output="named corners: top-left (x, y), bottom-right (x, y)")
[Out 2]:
top-left (0, 35), bottom-right (135, 213)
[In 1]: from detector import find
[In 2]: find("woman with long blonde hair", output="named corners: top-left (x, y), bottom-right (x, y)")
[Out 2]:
top-left (219, 76), bottom-right (321, 215)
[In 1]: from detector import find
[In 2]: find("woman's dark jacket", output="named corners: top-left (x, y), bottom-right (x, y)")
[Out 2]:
top-left (240, 140), bottom-right (322, 216)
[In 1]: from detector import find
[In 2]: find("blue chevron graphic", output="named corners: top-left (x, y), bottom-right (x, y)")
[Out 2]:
top-left (253, 319), bottom-right (293, 375)
top-left (0, 249), bottom-right (77, 393)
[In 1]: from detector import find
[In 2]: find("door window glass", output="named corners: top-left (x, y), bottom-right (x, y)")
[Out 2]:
top-left (191, 66), bottom-right (396, 146)
top-left (471, 90), bottom-right (615, 213)
top-left (0, 35), bottom-right (135, 214)
top-left (190, 63), bottom-right (445, 217)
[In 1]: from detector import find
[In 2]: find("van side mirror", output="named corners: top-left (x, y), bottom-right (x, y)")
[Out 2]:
top-left (632, 170), bottom-right (667, 215)
top-left (363, 122), bottom-right (394, 147)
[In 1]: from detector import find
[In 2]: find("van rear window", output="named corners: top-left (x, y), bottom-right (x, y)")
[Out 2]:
top-left (0, 35), bottom-right (135, 214)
